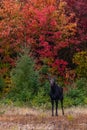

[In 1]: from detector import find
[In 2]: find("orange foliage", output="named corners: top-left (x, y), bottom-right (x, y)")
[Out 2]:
top-left (0, 0), bottom-right (22, 76)
top-left (0, 0), bottom-right (77, 77)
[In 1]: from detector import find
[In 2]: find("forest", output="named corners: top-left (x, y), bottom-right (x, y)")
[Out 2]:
top-left (0, 0), bottom-right (87, 108)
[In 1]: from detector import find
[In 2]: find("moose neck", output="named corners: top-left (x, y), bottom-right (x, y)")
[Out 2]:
top-left (51, 82), bottom-right (56, 92)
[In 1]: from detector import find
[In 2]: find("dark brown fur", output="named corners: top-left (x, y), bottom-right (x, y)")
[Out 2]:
top-left (49, 78), bottom-right (64, 116)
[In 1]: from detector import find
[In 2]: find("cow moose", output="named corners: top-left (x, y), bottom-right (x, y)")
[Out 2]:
top-left (49, 77), bottom-right (64, 116)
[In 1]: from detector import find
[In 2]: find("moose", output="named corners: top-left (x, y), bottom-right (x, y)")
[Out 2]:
top-left (49, 77), bottom-right (64, 116)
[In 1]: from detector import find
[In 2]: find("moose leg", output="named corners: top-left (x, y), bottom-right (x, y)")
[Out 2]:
top-left (61, 99), bottom-right (64, 115)
top-left (51, 100), bottom-right (54, 116)
top-left (55, 100), bottom-right (58, 116)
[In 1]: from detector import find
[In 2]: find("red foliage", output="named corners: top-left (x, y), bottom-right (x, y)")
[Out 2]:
top-left (21, 0), bottom-right (77, 76)
top-left (65, 0), bottom-right (87, 44)
top-left (0, 0), bottom-right (86, 78)
top-left (0, 0), bottom-right (22, 75)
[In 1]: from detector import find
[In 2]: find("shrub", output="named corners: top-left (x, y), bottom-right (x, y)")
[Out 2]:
top-left (65, 78), bottom-right (87, 106)
top-left (64, 96), bottom-right (74, 108)
top-left (31, 81), bottom-right (50, 109)
top-left (73, 51), bottom-right (87, 78)
top-left (76, 78), bottom-right (87, 91)
top-left (84, 98), bottom-right (87, 104)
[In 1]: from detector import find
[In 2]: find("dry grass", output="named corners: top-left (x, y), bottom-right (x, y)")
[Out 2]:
top-left (0, 105), bottom-right (87, 130)
top-left (0, 104), bottom-right (87, 115)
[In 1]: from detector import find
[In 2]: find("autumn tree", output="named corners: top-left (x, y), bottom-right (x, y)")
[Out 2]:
top-left (21, 0), bottom-right (77, 77)
top-left (0, 0), bottom-right (22, 76)
top-left (1, 0), bottom-right (85, 79)
top-left (65, 0), bottom-right (87, 50)
top-left (64, 0), bottom-right (87, 80)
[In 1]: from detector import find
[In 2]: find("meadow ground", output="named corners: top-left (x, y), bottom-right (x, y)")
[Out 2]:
top-left (0, 105), bottom-right (87, 130)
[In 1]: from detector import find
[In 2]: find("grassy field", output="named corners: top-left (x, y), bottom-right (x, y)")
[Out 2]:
top-left (0, 105), bottom-right (87, 130)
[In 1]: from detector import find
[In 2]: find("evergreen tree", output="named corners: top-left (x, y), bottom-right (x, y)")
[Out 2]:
top-left (10, 51), bottom-right (40, 102)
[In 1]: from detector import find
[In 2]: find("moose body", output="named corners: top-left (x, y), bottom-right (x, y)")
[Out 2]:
top-left (49, 78), bottom-right (64, 116)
